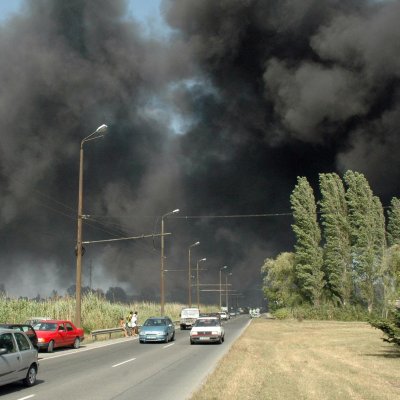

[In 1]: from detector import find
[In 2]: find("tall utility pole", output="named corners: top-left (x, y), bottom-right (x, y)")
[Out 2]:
top-left (225, 272), bottom-right (233, 311)
top-left (196, 258), bottom-right (206, 309)
top-left (160, 209), bottom-right (179, 315)
top-left (188, 241), bottom-right (200, 307)
top-left (75, 124), bottom-right (108, 328)
top-left (219, 266), bottom-right (228, 309)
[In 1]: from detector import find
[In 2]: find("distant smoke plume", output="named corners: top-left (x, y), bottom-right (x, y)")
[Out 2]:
top-left (0, 0), bottom-right (398, 306)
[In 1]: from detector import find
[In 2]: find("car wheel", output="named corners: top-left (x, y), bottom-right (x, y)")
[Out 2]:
top-left (180, 325), bottom-right (185, 330)
top-left (139, 340), bottom-right (144, 343)
top-left (47, 340), bottom-right (54, 353)
top-left (171, 332), bottom-right (175, 341)
top-left (73, 337), bottom-right (80, 349)
top-left (190, 340), bottom-right (194, 345)
top-left (23, 364), bottom-right (37, 387)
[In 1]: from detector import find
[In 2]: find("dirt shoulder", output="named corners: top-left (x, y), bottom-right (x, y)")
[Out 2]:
top-left (191, 318), bottom-right (400, 400)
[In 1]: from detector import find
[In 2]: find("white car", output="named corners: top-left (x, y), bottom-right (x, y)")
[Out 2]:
top-left (0, 328), bottom-right (39, 387)
top-left (190, 317), bottom-right (225, 344)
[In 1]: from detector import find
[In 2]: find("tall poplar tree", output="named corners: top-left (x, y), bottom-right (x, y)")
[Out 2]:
top-left (387, 197), bottom-right (400, 246)
top-left (319, 173), bottom-right (352, 305)
top-left (344, 171), bottom-right (385, 312)
top-left (290, 177), bottom-right (324, 305)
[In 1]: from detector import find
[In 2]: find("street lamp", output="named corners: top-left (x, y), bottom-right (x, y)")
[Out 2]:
top-left (75, 124), bottom-right (108, 328)
top-left (225, 272), bottom-right (233, 311)
top-left (196, 258), bottom-right (206, 309)
top-left (188, 241), bottom-right (200, 307)
top-left (160, 208), bottom-right (180, 315)
top-left (219, 266), bottom-right (228, 310)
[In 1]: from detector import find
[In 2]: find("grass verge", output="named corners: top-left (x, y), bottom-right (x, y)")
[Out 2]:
top-left (191, 318), bottom-right (400, 400)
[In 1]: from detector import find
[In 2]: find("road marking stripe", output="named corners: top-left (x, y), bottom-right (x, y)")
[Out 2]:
top-left (163, 343), bottom-right (175, 349)
top-left (18, 395), bottom-right (35, 400)
top-left (111, 358), bottom-right (137, 367)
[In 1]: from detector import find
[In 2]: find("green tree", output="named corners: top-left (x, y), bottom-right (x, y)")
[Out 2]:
top-left (290, 177), bottom-right (324, 305)
top-left (387, 197), bottom-right (400, 246)
top-left (319, 173), bottom-right (352, 305)
top-left (261, 252), bottom-right (301, 309)
top-left (344, 171), bottom-right (385, 313)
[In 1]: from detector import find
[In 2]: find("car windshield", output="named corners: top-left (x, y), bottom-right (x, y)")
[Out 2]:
top-left (194, 319), bottom-right (219, 327)
top-left (34, 322), bottom-right (58, 331)
top-left (144, 319), bottom-right (166, 327)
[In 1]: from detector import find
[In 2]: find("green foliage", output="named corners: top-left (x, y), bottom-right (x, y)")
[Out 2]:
top-left (370, 307), bottom-right (400, 346)
top-left (290, 177), bottom-right (324, 305)
top-left (261, 252), bottom-right (302, 309)
top-left (319, 173), bottom-right (352, 305)
top-left (387, 197), bottom-right (400, 246)
top-left (0, 293), bottom-right (200, 334)
top-left (272, 304), bottom-right (371, 321)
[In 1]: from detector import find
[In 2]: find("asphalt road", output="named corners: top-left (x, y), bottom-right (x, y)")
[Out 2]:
top-left (0, 315), bottom-right (250, 400)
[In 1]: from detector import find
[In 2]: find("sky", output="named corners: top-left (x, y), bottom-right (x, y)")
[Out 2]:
top-left (0, 0), bottom-right (399, 308)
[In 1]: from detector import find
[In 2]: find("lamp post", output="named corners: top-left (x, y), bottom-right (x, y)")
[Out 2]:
top-left (160, 208), bottom-right (180, 315)
top-left (219, 266), bottom-right (228, 310)
top-left (188, 241), bottom-right (200, 307)
top-left (196, 258), bottom-right (206, 309)
top-left (75, 124), bottom-right (108, 328)
top-left (225, 272), bottom-right (233, 311)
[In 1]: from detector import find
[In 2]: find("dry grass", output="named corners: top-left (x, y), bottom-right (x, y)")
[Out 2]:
top-left (191, 319), bottom-right (400, 400)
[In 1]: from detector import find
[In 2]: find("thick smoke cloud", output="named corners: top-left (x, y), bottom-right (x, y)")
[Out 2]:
top-left (0, 0), bottom-right (398, 307)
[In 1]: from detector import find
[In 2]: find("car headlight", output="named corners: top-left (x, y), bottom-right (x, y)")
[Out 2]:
top-left (38, 338), bottom-right (45, 343)
top-left (211, 331), bottom-right (219, 335)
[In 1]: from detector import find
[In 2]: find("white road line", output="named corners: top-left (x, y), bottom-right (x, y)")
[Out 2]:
top-left (163, 343), bottom-right (175, 349)
top-left (18, 395), bottom-right (35, 400)
top-left (111, 357), bottom-right (137, 368)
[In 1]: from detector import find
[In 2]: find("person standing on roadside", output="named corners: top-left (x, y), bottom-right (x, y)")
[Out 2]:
top-left (119, 317), bottom-right (128, 337)
top-left (131, 311), bottom-right (138, 336)
top-left (126, 311), bottom-right (133, 336)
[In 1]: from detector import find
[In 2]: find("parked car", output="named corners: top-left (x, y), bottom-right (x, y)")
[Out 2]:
top-left (180, 308), bottom-right (200, 330)
top-left (139, 317), bottom-right (175, 343)
top-left (0, 328), bottom-right (39, 387)
top-left (190, 317), bottom-right (225, 344)
top-left (33, 320), bottom-right (84, 352)
top-left (0, 324), bottom-right (38, 349)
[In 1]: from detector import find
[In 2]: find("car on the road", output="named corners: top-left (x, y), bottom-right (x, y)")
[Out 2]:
top-left (190, 316), bottom-right (225, 344)
top-left (218, 311), bottom-right (229, 321)
top-left (139, 317), bottom-right (175, 343)
top-left (33, 320), bottom-right (84, 352)
top-left (0, 328), bottom-right (39, 387)
top-left (180, 307), bottom-right (200, 330)
top-left (0, 324), bottom-right (38, 349)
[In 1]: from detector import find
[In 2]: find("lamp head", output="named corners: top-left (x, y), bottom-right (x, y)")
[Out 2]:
top-left (96, 124), bottom-right (108, 134)
top-left (172, 209), bottom-right (180, 214)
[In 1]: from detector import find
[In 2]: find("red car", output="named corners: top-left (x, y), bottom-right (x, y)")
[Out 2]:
top-left (33, 320), bottom-right (84, 352)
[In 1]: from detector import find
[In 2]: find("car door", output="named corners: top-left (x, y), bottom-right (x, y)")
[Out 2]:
top-left (13, 332), bottom-right (34, 380)
top-left (64, 322), bottom-right (75, 346)
top-left (56, 323), bottom-right (67, 347)
top-left (0, 332), bottom-right (20, 385)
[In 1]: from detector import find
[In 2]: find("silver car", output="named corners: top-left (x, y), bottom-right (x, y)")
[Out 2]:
top-left (0, 328), bottom-right (39, 387)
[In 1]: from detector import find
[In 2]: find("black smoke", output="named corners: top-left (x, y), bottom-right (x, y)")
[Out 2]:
top-left (0, 0), bottom-right (398, 308)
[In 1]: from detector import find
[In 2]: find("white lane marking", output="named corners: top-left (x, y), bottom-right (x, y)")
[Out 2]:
top-left (163, 343), bottom-right (175, 349)
top-left (18, 395), bottom-right (35, 400)
top-left (39, 337), bottom-right (136, 361)
top-left (112, 357), bottom-right (137, 368)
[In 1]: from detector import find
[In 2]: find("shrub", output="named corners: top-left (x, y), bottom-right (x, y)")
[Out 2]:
top-left (370, 307), bottom-right (400, 346)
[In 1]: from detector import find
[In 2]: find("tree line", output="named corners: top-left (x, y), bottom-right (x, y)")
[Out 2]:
top-left (262, 170), bottom-right (400, 317)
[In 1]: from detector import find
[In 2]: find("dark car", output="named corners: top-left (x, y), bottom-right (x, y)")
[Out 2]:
top-left (0, 324), bottom-right (38, 349)
top-left (139, 317), bottom-right (175, 343)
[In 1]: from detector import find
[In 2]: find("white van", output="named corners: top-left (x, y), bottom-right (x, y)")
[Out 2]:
top-left (180, 308), bottom-right (200, 330)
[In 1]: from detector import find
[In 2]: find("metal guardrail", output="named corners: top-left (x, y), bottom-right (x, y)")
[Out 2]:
top-left (91, 327), bottom-right (125, 340)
